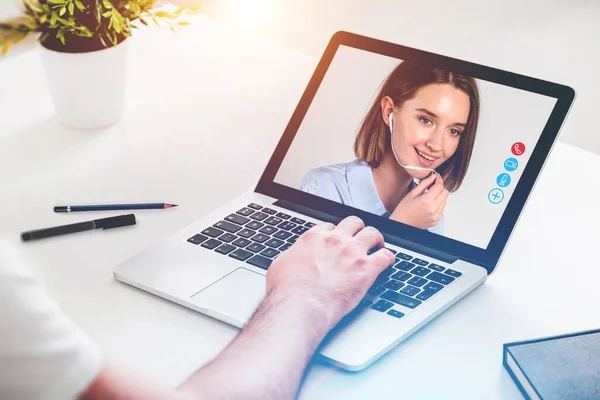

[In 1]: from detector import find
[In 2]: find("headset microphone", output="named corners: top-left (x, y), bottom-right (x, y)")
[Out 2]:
top-left (388, 112), bottom-right (437, 184)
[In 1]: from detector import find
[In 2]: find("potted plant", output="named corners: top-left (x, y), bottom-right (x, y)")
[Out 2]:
top-left (0, 1), bottom-right (197, 129)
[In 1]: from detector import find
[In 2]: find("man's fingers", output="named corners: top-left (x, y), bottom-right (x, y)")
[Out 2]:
top-left (335, 216), bottom-right (365, 237)
top-left (353, 226), bottom-right (385, 251)
top-left (369, 248), bottom-right (396, 274)
top-left (311, 222), bottom-right (335, 232)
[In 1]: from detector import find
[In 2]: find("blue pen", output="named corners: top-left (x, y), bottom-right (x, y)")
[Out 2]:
top-left (54, 203), bottom-right (178, 212)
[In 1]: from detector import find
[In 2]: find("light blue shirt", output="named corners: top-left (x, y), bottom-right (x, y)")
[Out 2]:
top-left (299, 159), bottom-right (444, 235)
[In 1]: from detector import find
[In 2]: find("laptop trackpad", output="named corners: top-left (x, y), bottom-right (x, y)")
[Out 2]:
top-left (190, 268), bottom-right (266, 326)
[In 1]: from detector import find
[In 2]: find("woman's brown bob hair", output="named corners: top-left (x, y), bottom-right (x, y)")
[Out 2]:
top-left (353, 61), bottom-right (480, 192)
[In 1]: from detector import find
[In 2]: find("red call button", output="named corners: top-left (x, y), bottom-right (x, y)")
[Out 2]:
top-left (512, 142), bottom-right (525, 156)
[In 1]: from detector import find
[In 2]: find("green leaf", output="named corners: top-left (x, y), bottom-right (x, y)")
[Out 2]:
top-left (68, 2), bottom-right (74, 15)
top-left (12, 32), bottom-right (29, 46)
top-left (2, 40), bottom-right (11, 55)
top-left (102, 11), bottom-right (112, 17)
top-left (59, 7), bottom-right (66, 16)
top-left (102, 0), bottom-right (113, 9)
top-left (178, 21), bottom-right (190, 26)
top-left (130, 2), bottom-right (140, 15)
top-left (47, 0), bottom-right (65, 4)
top-left (23, 16), bottom-right (38, 30)
top-left (39, 14), bottom-right (48, 23)
top-left (112, 16), bottom-right (121, 33)
top-left (154, 11), bottom-right (174, 18)
top-left (23, 0), bottom-right (40, 13)
top-left (75, 0), bottom-right (85, 12)
top-left (56, 30), bottom-right (65, 45)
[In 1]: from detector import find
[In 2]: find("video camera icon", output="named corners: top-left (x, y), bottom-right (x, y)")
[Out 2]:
top-left (504, 157), bottom-right (518, 172)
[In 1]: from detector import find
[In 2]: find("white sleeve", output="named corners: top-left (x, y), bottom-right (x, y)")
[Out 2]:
top-left (0, 240), bottom-right (103, 400)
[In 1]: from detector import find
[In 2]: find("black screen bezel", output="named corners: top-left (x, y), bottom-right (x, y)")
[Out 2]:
top-left (255, 31), bottom-right (575, 274)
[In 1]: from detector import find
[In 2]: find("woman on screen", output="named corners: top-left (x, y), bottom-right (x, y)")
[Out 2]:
top-left (299, 61), bottom-right (480, 235)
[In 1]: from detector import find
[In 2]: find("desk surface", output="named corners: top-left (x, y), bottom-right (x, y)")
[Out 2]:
top-left (2, 14), bottom-right (599, 400)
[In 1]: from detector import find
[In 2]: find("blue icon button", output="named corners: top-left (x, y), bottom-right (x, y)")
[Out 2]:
top-left (504, 157), bottom-right (518, 172)
top-left (496, 173), bottom-right (511, 187)
top-left (488, 188), bottom-right (504, 204)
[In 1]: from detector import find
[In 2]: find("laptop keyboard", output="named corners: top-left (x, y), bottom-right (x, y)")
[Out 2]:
top-left (187, 203), bottom-right (313, 271)
top-left (186, 203), bottom-right (463, 320)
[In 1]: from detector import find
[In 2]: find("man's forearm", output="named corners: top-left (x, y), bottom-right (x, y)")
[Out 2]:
top-left (179, 290), bottom-right (331, 399)
top-left (80, 292), bottom-right (332, 400)
top-left (80, 217), bottom-right (388, 400)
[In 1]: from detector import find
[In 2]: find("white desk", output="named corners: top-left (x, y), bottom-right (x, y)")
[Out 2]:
top-left (2, 14), bottom-right (599, 400)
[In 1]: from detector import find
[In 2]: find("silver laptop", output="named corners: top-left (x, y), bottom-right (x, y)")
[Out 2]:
top-left (114, 31), bottom-right (575, 371)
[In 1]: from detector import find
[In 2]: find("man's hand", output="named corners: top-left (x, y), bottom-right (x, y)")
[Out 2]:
top-left (266, 216), bottom-right (396, 330)
top-left (79, 216), bottom-right (395, 400)
top-left (389, 173), bottom-right (449, 229)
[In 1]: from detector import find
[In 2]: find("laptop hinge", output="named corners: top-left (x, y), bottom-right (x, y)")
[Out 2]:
top-left (273, 199), bottom-right (458, 264)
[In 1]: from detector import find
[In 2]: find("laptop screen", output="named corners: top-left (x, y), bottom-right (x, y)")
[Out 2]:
top-left (257, 32), bottom-right (574, 272)
top-left (273, 45), bottom-right (556, 250)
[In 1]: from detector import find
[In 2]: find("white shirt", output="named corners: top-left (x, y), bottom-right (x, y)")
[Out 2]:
top-left (0, 240), bottom-right (103, 400)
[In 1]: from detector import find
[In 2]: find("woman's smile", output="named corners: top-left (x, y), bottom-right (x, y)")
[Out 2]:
top-left (390, 83), bottom-right (471, 177)
top-left (414, 147), bottom-right (439, 168)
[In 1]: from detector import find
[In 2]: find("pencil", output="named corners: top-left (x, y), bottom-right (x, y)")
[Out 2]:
top-left (54, 203), bottom-right (178, 212)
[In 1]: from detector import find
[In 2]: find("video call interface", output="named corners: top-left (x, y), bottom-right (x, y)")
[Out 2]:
top-left (274, 46), bottom-right (558, 249)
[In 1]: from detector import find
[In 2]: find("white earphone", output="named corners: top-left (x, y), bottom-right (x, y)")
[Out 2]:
top-left (388, 112), bottom-right (437, 180)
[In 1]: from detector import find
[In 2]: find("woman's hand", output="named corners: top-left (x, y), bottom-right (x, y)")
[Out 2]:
top-left (389, 173), bottom-right (449, 229)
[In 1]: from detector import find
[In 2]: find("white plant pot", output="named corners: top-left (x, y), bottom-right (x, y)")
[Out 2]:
top-left (40, 40), bottom-right (129, 130)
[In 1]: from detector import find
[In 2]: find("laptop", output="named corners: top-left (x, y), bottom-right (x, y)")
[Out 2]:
top-left (113, 31), bottom-right (575, 371)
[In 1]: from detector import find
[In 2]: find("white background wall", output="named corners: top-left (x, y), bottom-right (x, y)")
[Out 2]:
top-left (274, 45), bottom-right (557, 248)
top-left (2, 0), bottom-right (598, 155)
top-left (0, 0), bottom-right (20, 18)
top-left (193, 0), bottom-right (600, 156)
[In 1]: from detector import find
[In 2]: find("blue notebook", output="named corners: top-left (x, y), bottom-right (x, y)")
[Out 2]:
top-left (503, 329), bottom-right (600, 400)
